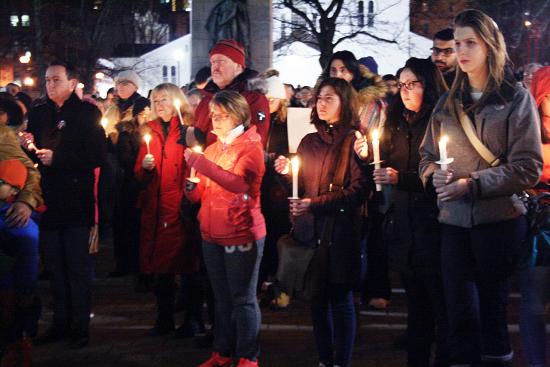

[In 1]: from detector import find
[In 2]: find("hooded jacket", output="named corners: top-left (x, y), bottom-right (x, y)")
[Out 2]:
top-left (419, 77), bottom-right (542, 228)
top-left (186, 126), bottom-right (266, 245)
top-left (0, 125), bottom-right (43, 210)
top-left (316, 65), bottom-right (387, 133)
top-left (194, 68), bottom-right (270, 147)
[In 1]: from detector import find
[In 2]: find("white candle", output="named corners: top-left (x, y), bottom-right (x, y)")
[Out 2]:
top-left (291, 156), bottom-right (300, 198)
top-left (439, 135), bottom-right (449, 170)
top-left (189, 145), bottom-right (202, 179)
top-left (18, 132), bottom-right (37, 151)
top-left (173, 99), bottom-right (184, 125)
top-left (144, 133), bottom-right (151, 155)
top-left (372, 129), bottom-right (382, 192)
top-left (100, 117), bottom-right (108, 137)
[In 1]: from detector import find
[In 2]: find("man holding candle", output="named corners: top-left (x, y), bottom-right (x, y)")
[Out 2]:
top-left (27, 60), bottom-right (107, 349)
top-left (193, 39), bottom-right (270, 148)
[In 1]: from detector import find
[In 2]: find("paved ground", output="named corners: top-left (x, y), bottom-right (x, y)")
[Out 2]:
top-left (32, 240), bottom-right (537, 367)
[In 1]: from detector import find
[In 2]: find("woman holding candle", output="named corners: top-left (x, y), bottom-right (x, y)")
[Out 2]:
top-left (274, 78), bottom-right (369, 367)
top-left (134, 83), bottom-right (200, 336)
top-left (322, 50), bottom-right (391, 311)
top-left (110, 98), bottom-right (150, 278)
top-left (357, 57), bottom-right (449, 366)
top-left (419, 10), bottom-right (542, 366)
top-left (184, 90), bottom-right (265, 367)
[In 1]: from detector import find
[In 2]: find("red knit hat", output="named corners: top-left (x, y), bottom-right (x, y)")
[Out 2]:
top-left (210, 39), bottom-right (246, 67)
top-left (0, 159), bottom-right (27, 190)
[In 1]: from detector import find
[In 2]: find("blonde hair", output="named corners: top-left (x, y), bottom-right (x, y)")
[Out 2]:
top-left (445, 9), bottom-right (511, 114)
top-left (209, 90), bottom-right (251, 128)
top-left (149, 83), bottom-right (193, 126)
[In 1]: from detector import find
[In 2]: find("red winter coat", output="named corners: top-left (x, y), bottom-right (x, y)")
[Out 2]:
top-left (186, 126), bottom-right (266, 245)
top-left (135, 117), bottom-right (198, 274)
top-left (194, 68), bottom-right (270, 147)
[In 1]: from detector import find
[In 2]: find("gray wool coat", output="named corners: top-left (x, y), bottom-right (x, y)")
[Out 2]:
top-left (419, 84), bottom-right (542, 228)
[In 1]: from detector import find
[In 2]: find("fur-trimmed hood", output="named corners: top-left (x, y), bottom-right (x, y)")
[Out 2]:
top-left (315, 64), bottom-right (387, 106)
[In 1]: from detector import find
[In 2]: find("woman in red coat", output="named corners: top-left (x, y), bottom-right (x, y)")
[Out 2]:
top-left (185, 90), bottom-right (266, 367)
top-left (134, 83), bottom-right (198, 335)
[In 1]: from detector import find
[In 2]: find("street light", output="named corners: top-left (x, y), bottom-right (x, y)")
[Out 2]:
top-left (524, 20), bottom-right (532, 27)
top-left (23, 77), bottom-right (34, 87)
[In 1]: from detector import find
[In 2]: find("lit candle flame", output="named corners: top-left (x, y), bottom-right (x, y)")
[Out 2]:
top-left (100, 118), bottom-right (108, 129)
top-left (372, 129), bottom-right (380, 141)
top-left (173, 99), bottom-right (181, 109)
top-left (192, 145), bottom-right (203, 153)
top-left (144, 133), bottom-right (151, 145)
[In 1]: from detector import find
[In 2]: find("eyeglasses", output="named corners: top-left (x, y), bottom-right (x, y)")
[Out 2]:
top-left (210, 113), bottom-right (231, 121)
top-left (397, 80), bottom-right (422, 90)
top-left (431, 47), bottom-right (455, 56)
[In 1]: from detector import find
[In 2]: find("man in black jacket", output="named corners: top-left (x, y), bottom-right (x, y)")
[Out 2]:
top-left (27, 60), bottom-right (107, 349)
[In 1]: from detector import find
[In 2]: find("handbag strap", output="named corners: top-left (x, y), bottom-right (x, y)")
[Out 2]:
top-left (455, 100), bottom-right (501, 167)
top-left (319, 131), bottom-right (355, 247)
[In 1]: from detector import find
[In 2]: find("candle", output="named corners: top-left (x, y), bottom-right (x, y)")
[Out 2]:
top-left (189, 145), bottom-right (203, 179)
top-left (291, 156), bottom-right (300, 198)
top-left (18, 132), bottom-right (37, 151)
top-left (439, 135), bottom-right (449, 170)
top-left (100, 118), bottom-right (108, 137)
top-left (144, 133), bottom-right (151, 155)
top-left (372, 129), bottom-right (382, 192)
top-left (354, 130), bottom-right (368, 158)
top-left (173, 99), bottom-right (184, 125)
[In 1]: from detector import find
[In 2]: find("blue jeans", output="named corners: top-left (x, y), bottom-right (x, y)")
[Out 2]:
top-left (441, 217), bottom-right (527, 366)
top-left (41, 226), bottom-right (92, 335)
top-left (202, 238), bottom-right (264, 360)
top-left (311, 284), bottom-right (356, 367)
top-left (0, 203), bottom-right (39, 293)
top-left (519, 266), bottom-right (550, 367)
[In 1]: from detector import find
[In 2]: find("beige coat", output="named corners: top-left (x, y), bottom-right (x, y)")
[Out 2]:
top-left (0, 125), bottom-right (43, 209)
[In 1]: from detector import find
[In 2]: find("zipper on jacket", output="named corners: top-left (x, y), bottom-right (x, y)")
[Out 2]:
top-left (150, 130), bottom-right (166, 264)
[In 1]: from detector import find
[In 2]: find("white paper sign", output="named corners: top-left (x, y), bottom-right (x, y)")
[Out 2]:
top-left (287, 107), bottom-right (315, 153)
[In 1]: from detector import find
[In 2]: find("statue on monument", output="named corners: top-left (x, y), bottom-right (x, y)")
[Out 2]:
top-left (206, 0), bottom-right (251, 57)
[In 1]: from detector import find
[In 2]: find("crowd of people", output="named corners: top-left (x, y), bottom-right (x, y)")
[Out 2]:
top-left (1, 8), bottom-right (549, 367)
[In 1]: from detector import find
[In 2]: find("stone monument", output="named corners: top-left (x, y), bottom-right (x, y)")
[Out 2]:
top-left (191, 0), bottom-right (272, 77)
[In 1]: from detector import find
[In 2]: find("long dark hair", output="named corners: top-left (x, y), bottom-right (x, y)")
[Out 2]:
top-left (311, 77), bottom-right (358, 128)
top-left (321, 51), bottom-right (365, 90)
top-left (386, 57), bottom-right (447, 126)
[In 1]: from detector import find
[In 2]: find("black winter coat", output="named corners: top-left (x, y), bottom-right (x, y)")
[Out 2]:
top-left (27, 93), bottom-right (107, 230)
top-left (295, 123), bottom-right (369, 285)
top-left (380, 110), bottom-right (441, 275)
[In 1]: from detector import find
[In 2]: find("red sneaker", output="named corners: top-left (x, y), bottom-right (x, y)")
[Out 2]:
top-left (236, 358), bottom-right (259, 367)
top-left (197, 352), bottom-right (232, 367)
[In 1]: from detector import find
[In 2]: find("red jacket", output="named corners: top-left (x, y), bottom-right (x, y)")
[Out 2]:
top-left (186, 126), bottom-right (266, 245)
top-left (194, 68), bottom-right (270, 147)
top-left (134, 117), bottom-right (198, 274)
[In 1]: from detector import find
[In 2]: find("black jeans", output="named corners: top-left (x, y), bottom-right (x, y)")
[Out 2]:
top-left (41, 226), bottom-right (92, 335)
top-left (402, 272), bottom-right (449, 367)
top-left (441, 217), bottom-right (527, 365)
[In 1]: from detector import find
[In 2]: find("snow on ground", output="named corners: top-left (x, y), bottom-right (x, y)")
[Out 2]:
top-left (272, 0), bottom-right (432, 87)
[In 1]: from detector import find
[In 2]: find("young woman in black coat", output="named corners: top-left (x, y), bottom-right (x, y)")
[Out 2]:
top-left (355, 57), bottom-right (448, 366)
top-left (275, 78), bottom-right (369, 367)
